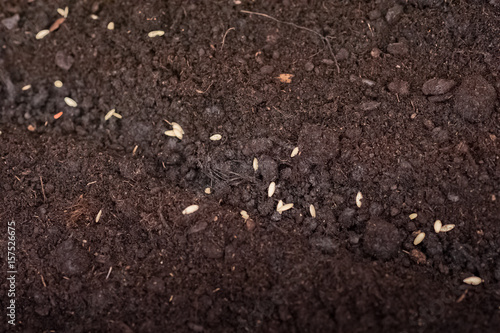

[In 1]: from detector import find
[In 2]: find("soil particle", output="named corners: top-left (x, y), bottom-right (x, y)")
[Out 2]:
top-left (386, 5), bottom-right (404, 24)
top-left (55, 239), bottom-right (91, 276)
top-left (387, 42), bottom-right (409, 56)
top-left (388, 80), bottom-right (410, 96)
top-left (260, 65), bottom-right (274, 74)
top-left (2, 14), bottom-right (19, 30)
top-left (363, 218), bottom-right (403, 260)
top-left (360, 101), bottom-right (381, 111)
top-left (410, 249), bottom-right (427, 265)
top-left (454, 75), bottom-right (497, 122)
top-left (338, 208), bottom-right (356, 228)
top-left (304, 62), bottom-right (314, 72)
top-left (55, 51), bottom-right (74, 71)
top-left (335, 48), bottom-right (349, 61)
top-left (309, 237), bottom-right (337, 254)
top-left (422, 78), bottom-right (456, 95)
top-left (298, 124), bottom-right (339, 165)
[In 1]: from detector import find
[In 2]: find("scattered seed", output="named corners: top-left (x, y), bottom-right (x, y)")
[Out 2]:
top-left (409, 213), bottom-right (418, 220)
top-left (182, 205), bottom-right (199, 215)
top-left (210, 134), bottom-right (222, 141)
top-left (253, 158), bottom-right (258, 171)
top-left (277, 200), bottom-right (284, 211)
top-left (310, 204), bottom-right (316, 218)
top-left (277, 203), bottom-right (294, 214)
top-left (105, 109), bottom-right (116, 120)
top-left (172, 127), bottom-right (183, 140)
top-left (107, 22), bottom-right (115, 30)
top-left (268, 182), bottom-right (276, 198)
top-left (434, 220), bottom-right (442, 233)
top-left (90, 14), bottom-right (99, 20)
top-left (171, 122), bottom-right (184, 134)
top-left (22, 85), bottom-right (31, 91)
top-left (132, 145), bottom-right (138, 156)
top-left (27, 125), bottom-right (36, 132)
top-left (440, 224), bottom-right (455, 232)
top-left (64, 97), bottom-right (77, 107)
top-left (36, 29), bottom-right (50, 40)
top-left (54, 111), bottom-right (63, 119)
top-left (240, 210), bottom-right (249, 220)
top-left (54, 80), bottom-right (63, 88)
top-left (148, 30), bottom-right (165, 38)
top-left (164, 130), bottom-right (176, 137)
top-left (356, 192), bottom-right (363, 208)
top-left (204, 187), bottom-right (211, 194)
top-left (95, 209), bottom-right (103, 223)
top-left (112, 112), bottom-right (122, 119)
top-left (291, 147), bottom-right (299, 157)
top-left (463, 276), bottom-right (483, 285)
top-left (57, 7), bottom-right (69, 18)
top-left (413, 232), bottom-right (425, 245)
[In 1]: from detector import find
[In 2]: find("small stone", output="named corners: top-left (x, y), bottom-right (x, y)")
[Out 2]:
top-left (360, 101), bottom-right (381, 111)
top-left (428, 93), bottom-right (453, 103)
top-left (260, 65), bottom-right (274, 74)
top-left (368, 9), bottom-right (382, 20)
top-left (422, 78), bottom-right (456, 95)
top-left (246, 218), bottom-right (256, 231)
top-left (55, 51), bottom-right (74, 71)
top-left (386, 5), bottom-right (404, 24)
top-left (371, 48), bottom-right (381, 58)
top-left (410, 249), bottom-right (427, 264)
top-left (304, 62), bottom-right (314, 72)
top-left (454, 75), bottom-right (497, 122)
top-left (387, 42), bottom-right (409, 56)
top-left (336, 48), bottom-right (349, 61)
top-left (447, 194), bottom-right (460, 202)
top-left (388, 80), bottom-right (410, 95)
top-left (2, 14), bottom-right (20, 30)
top-left (188, 221), bottom-right (208, 234)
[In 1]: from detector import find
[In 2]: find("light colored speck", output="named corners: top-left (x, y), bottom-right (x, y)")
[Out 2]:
top-left (277, 200), bottom-right (283, 210)
top-left (105, 109), bottom-right (116, 121)
top-left (54, 80), bottom-right (63, 88)
top-left (463, 276), bottom-right (483, 285)
top-left (291, 147), bottom-right (299, 157)
top-left (113, 113), bottom-right (122, 119)
top-left (240, 210), bottom-right (249, 220)
top-left (148, 30), bottom-right (165, 38)
top-left (268, 182), bottom-right (276, 198)
top-left (204, 187), bottom-right (211, 194)
top-left (22, 85), bottom-right (31, 91)
top-left (277, 203), bottom-right (293, 214)
top-left (356, 192), bottom-right (363, 208)
top-left (409, 213), bottom-right (418, 220)
top-left (210, 134), bottom-right (222, 141)
top-left (413, 232), bottom-right (425, 245)
top-left (91, 14), bottom-right (99, 20)
top-left (95, 209), bottom-right (103, 223)
top-left (182, 205), bottom-right (199, 215)
top-left (434, 220), bottom-right (442, 233)
top-left (64, 97), bottom-right (77, 107)
top-left (310, 204), bottom-right (316, 218)
top-left (440, 224), bottom-right (455, 232)
top-left (57, 7), bottom-right (69, 18)
top-left (172, 127), bottom-right (183, 140)
top-left (36, 29), bottom-right (50, 40)
top-left (253, 158), bottom-right (258, 171)
top-left (171, 122), bottom-right (184, 134)
top-left (132, 145), bottom-right (138, 156)
top-left (107, 22), bottom-right (115, 30)
top-left (165, 130), bottom-right (176, 137)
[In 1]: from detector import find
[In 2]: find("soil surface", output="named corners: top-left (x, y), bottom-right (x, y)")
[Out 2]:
top-left (1, 0), bottom-right (500, 332)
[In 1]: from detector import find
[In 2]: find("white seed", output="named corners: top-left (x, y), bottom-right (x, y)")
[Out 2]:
top-left (291, 147), bottom-right (299, 157)
top-left (22, 85), bottom-right (31, 91)
top-left (95, 209), bottom-right (103, 223)
top-left (107, 22), bottom-right (115, 30)
top-left (36, 29), bottom-right (50, 40)
top-left (105, 109), bottom-right (116, 120)
top-left (253, 158), bottom-right (258, 171)
top-left (268, 182), bottom-right (276, 198)
top-left (91, 14), bottom-right (99, 20)
top-left (440, 224), bottom-right (455, 232)
top-left (277, 203), bottom-right (294, 214)
top-left (165, 130), bottom-right (176, 137)
top-left (57, 7), bottom-right (69, 18)
top-left (240, 210), bottom-right (249, 220)
top-left (434, 220), bottom-right (442, 233)
top-left (132, 145), bottom-right (138, 156)
top-left (413, 232), bottom-right (425, 245)
top-left (277, 200), bottom-right (284, 211)
top-left (409, 213), bottom-right (418, 220)
top-left (309, 204), bottom-right (316, 218)
top-left (210, 134), bottom-right (222, 141)
top-left (113, 113), bottom-right (122, 119)
top-left (148, 30), bottom-right (165, 38)
top-left (356, 192), bottom-right (363, 208)
top-left (64, 97), bottom-right (77, 107)
top-left (204, 187), bottom-right (211, 194)
top-left (173, 127), bottom-right (183, 140)
top-left (182, 205), bottom-right (199, 215)
top-left (171, 122), bottom-right (184, 134)
top-left (54, 80), bottom-right (63, 88)
top-left (463, 276), bottom-right (483, 285)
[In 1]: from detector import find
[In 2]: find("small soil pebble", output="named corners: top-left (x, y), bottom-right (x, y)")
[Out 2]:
top-left (2, 14), bottom-right (20, 30)
top-left (260, 65), bottom-right (274, 74)
top-left (386, 5), bottom-right (404, 24)
top-left (368, 9), bottom-right (382, 20)
top-left (387, 42), bottom-right (409, 56)
top-left (360, 101), bottom-right (381, 111)
top-left (304, 62), bottom-right (314, 71)
top-left (55, 51), bottom-right (75, 71)
top-left (410, 249), bottom-right (427, 265)
top-left (422, 78), bottom-right (456, 95)
top-left (388, 80), bottom-right (410, 95)
top-left (454, 75), bottom-right (497, 122)
top-left (363, 218), bottom-right (403, 260)
top-left (336, 48), bottom-right (349, 61)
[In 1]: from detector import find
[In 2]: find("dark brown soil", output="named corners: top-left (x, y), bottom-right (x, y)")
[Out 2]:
top-left (1, 0), bottom-right (500, 332)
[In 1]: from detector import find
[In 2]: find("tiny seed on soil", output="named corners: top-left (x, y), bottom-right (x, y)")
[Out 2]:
top-left (171, 122), bottom-right (184, 134)
top-left (27, 125), bottom-right (36, 132)
top-left (113, 113), bottom-right (122, 119)
top-left (148, 30), bottom-right (165, 38)
top-left (463, 276), bottom-right (483, 285)
top-left (54, 80), bottom-right (63, 88)
top-left (107, 22), bottom-right (115, 30)
top-left (277, 200), bottom-right (283, 210)
top-left (240, 211), bottom-right (249, 220)
top-left (64, 97), bottom-right (77, 107)
top-left (173, 127), bottom-right (183, 140)
top-left (54, 112), bottom-right (63, 119)
top-left (105, 109), bottom-right (116, 120)
top-left (409, 213), bottom-right (418, 220)
top-left (204, 187), bottom-right (211, 194)
top-left (253, 158), bottom-right (258, 171)
top-left (182, 205), bottom-right (199, 215)
top-left (165, 130), bottom-right (176, 137)
top-left (132, 145), bottom-right (138, 156)
top-left (291, 147), bottom-right (299, 157)
top-left (91, 14), bottom-right (99, 20)
top-left (210, 134), bottom-right (222, 141)
top-left (277, 203), bottom-right (294, 214)
top-left (22, 85), bottom-right (31, 91)
top-left (440, 224), bottom-right (455, 232)
top-left (268, 182), bottom-right (276, 197)
top-left (95, 209), bottom-right (103, 223)
top-left (36, 29), bottom-right (50, 40)
top-left (310, 204), bottom-right (316, 218)
top-left (356, 192), bottom-right (363, 208)
top-left (413, 232), bottom-right (425, 245)
top-left (434, 220), bottom-right (442, 233)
